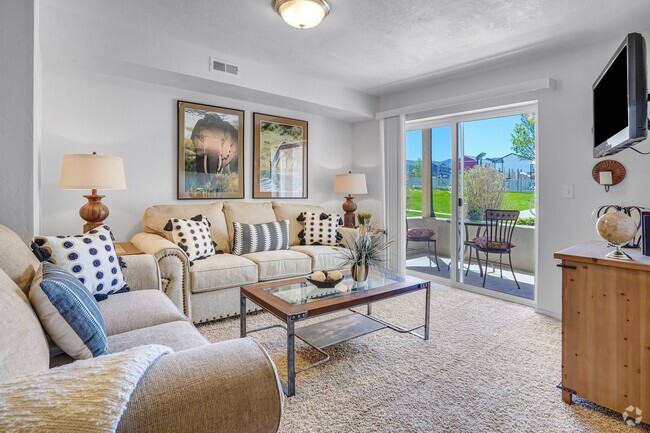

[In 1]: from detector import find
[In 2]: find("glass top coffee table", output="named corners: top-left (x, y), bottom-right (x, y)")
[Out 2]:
top-left (240, 269), bottom-right (431, 396)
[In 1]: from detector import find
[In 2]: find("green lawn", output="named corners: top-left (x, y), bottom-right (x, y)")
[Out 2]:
top-left (503, 192), bottom-right (535, 211)
top-left (406, 188), bottom-right (534, 220)
top-left (406, 188), bottom-right (451, 217)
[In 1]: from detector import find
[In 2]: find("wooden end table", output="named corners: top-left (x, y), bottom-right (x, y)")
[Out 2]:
top-left (114, 242), bottom-right (143, 256)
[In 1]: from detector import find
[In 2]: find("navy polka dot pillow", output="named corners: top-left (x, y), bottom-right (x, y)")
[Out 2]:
top-left (163, 214), bottom-right (216, 262)
top-left (32, 225), bottom-right (129, 301)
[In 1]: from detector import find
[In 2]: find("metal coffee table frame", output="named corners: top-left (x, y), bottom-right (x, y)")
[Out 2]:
top-left (240, 275), bottom-right (431, 397)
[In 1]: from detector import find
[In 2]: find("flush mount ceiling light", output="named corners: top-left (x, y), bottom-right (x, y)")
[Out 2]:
top-left (273, 0), bottom-right (330, 29)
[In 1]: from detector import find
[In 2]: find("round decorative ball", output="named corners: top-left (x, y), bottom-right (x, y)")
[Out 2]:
top-left (595, 211), bottom-right (637, 245)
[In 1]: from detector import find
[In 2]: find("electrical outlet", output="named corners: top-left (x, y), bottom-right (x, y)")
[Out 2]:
top-left (562, 184), bottom-right (574, 199)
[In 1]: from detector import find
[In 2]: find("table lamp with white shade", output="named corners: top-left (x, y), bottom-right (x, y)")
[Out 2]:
top-left (59, 152), bottom-right (126, 233)
top-left (334, 172), bottom-right (367, 228)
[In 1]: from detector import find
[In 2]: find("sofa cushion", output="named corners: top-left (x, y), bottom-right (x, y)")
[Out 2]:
top-left (0, 268), bottom-right (50, 382)
top-left (407, 227), bottom-right (436, 240)
top-left (473, 236), bottom-right (514, 251)
top-left (298, 212), bottom-right (343, 246)
top-left (232, 220), bottom-right (290, 255)
top-left (289, 245), bottom-right (348, 271)
top-left (242, 250), bottom-right (312, 281)
top-left (223, 202), bottom-right (277, 247)
top-left (98, 290), bottom-right (187, 336)
top-left (190, 254), bottom-right (258, 293)
top-left (165, 214), bottom-right (217, 261)
top-left (272, 202), bottom-right (325, 246)
top-left (142, 202), bottom-right (231, 253)
top-left (108, 321), bottom-right (208, 354)
top-left (33, 225), bottom-right (130, 301)
top-left (0, 224), bottom-right (40, 294)
top-left (29, 263), bottom-right (108, 360)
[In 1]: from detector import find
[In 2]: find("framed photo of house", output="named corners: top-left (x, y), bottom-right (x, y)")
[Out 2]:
top-left (177, 100), bottom-right (244, 199)
top-left (253, 113), bottom-right (308, 199)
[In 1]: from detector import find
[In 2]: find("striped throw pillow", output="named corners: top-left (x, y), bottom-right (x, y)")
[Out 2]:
top-left (232, 220), bottom-right (290, 255)
top-left (29, 262), bottom-right (108, 360)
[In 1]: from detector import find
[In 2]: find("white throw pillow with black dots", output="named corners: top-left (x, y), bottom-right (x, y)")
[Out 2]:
top-left (297, 212), bottom-right (343, 246)
top-left (164, 214), bottom-right (217, 262)
top-left (31, 225), bottom-right (129, 301)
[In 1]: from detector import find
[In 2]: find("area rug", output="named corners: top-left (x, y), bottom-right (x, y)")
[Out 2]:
top-left (197, 282), bottom-right (648, 432)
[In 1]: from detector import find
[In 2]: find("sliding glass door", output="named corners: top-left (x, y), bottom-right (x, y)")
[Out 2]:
top-left (405, 126), bottom-right (453, 271)
top-left (405, 103), bottom-right (537, 303)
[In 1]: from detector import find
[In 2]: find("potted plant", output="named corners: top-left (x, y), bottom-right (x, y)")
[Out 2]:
top-left (467, 207), bottom-right (483, 221)
top-left (357, 212), bottom-right (372, 231)
top-left (340, 232), bottom-right (392, 282)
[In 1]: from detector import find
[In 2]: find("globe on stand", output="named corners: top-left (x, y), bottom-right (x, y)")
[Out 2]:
top-left (595, 211), bottom-right (637, 260)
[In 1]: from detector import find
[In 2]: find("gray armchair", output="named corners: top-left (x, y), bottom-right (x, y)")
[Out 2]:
top-left (0, 224), bottom-right (283, 433)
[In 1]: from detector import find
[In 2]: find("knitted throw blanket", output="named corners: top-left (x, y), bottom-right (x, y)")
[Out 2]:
top-left (0, 344), bottom-right (172, 433)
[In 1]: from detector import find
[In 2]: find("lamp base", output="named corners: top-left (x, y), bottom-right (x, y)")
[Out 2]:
top-left (342, 195), bottom-right (357, 228)
top-left (80, 194), bottom-right (109, 233)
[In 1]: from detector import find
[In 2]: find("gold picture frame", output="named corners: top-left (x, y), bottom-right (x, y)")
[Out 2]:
top-left (253, 113), bottom-right (308, 199)
top-left (177, 101), bottom-right (244, 199)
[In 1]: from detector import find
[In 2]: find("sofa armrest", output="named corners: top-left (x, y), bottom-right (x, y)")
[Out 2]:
top-left (120, 254), bottom-right (161, 291)
top-left (117, 338), bottom-right (283, 433)
top-left (130, 232), bottom-right (191, 319)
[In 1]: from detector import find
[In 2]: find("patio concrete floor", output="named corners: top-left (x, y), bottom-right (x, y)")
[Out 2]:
top-left (406, 254), bottom-right (535, 301)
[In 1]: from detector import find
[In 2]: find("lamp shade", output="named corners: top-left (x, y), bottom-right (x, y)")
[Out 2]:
top-left (274, 0), bottom-right (330, 29)
top-left (334, 173), bottom-right (367, 195)
top-left (59, 153), bottom-right (126, 190)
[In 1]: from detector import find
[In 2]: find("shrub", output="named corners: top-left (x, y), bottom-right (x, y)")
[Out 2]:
top-left (463, 166), bottom-right (505, 217)
top-left (516, 217), bottom-right (535, 226)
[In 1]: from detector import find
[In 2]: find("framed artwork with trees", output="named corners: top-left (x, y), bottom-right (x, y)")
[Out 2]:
top-left (252, 113), bottom-right (308, 199)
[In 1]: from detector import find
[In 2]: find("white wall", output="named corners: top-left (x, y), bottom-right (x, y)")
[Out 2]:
top-left (39, 1), bottom-right (377, 123)
top-left (351, 119), bottom-right (384, 227)
top-left (0, 0), bottom-right (40, 240)
top-left (41, 65), bottom-right (353, 240)
top-left (367, 28), bottom-right (650, 318)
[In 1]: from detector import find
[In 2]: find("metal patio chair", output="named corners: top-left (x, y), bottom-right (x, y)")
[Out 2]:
top-left (465, 209), bottom-right (520, 289)
top-left (406, 219), bottom-right (440, 271)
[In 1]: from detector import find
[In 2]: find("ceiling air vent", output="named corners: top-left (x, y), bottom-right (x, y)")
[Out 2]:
top-left (210, 58), bottom-right (239, 75)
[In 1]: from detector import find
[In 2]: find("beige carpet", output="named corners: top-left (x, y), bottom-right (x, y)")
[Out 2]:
top-left (197, 282), bottom-right (649, 432)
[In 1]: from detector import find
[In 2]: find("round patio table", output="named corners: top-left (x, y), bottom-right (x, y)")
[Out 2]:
top-left (445, 219), bottom-right (487, 272)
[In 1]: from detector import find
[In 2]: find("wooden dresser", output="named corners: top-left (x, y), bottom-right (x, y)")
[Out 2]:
top-left (555, 241), bottom-right (650, 415)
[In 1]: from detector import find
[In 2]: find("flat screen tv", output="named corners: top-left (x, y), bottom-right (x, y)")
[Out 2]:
top-left (593, 32), bottom-right (648, 158)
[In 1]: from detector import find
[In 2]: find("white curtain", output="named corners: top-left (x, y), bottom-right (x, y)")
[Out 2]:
top-left (382, 115), bottom-right (406, 273)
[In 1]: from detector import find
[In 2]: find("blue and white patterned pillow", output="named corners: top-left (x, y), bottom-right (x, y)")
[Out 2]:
top-left (32, 225), bottom-right (129, 301)
top-left (232, 220), bottom-right (290, 255)
top-left (29, 262), bottom-right (108, 359)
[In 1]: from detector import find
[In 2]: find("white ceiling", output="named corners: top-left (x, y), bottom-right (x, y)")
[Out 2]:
top-left (43, 0), bottom-right (650, 96)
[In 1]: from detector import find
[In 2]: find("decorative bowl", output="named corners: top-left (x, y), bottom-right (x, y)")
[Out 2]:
top-left (305, 275), bottom-right (344, 288)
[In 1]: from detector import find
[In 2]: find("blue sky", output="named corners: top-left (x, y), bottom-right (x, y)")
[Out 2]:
top-left (406, 114), bottom-right (530, 162)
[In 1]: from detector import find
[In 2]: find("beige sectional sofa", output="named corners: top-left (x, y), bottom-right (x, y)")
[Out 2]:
top-left (0, 224), bottom-right (283, 433)
top-left (131, 201), bottom-right (353, 323)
